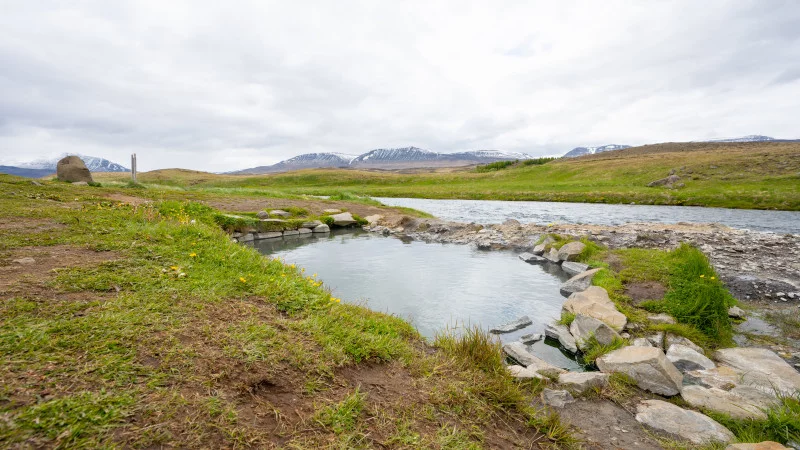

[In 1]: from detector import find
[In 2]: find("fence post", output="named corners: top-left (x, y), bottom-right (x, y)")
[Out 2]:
top-left (131, 153), bottom-right (137, 183)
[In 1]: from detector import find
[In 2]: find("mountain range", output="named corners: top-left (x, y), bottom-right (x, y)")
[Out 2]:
top-left (0, 153), bottom-right (129, 178)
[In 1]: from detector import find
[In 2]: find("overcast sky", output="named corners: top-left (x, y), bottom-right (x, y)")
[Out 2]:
top-left (1, 1), bottom-right (799, 171)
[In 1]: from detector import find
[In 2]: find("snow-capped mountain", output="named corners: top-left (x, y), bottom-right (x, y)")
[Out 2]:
top-left (232, 152), bottom-right (356, 174)
top-left (563, 144), bottom-right (631, 158)
top-left (701, 135), bottom-right (775, 143)
top-left (17, 153), bottom-right (129, 172)
top-left (445, 150), bottom-right (533, 161)
top-left (350, 147), bottom-right (440, 166)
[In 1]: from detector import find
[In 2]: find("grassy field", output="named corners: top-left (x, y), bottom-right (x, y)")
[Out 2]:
top-left (94, 141), bottom-right (800, 210)
top-left (0, 175), bottom-right (573, 449)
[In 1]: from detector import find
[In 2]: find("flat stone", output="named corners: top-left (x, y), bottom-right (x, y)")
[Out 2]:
top-left (301, 220), bottom-right (322, 228)
top-left (635, 399), bottom-right (734, 445)
top-left (562, 286), bottom-right (627, 330)
top-left (520, 333), bottom-right (543, 344)
top-left (544, 247), bottom-right (561, 263)
top-left (728, 306), bottom-right (746, 319)
top-left (557, 372), bottom-right (609, 394)
top-left (666, 344), bottom-right (715, 372)
top-left (544, 323), bottom-right (578, 354)
top-left (298, 228), bottom-right (312, 234)
top-left (490, 316), bottom-right (533, 334)
top-left (596, 346), bottom-right (683, 396)
top-left (541, 388), bottom-right (575, 408)
top-left (561, 261), bottom-right (590, 276)
top-left (648, 313), bottom-right (676, 324)
top-left (726, 442), bottom-right (791, 450)
top-left (283, 230), bottom-right (300, 236)
top-left (507, 365), bottom-right (544, 380)
top-left (313, 224), bottom-right (330, 233)
top-left (665, 335), bottom-right (703, 354)
top-left (631, 337), bottom-right (654, 347)
top-left (681, 385), bottom-right (778, 420)
top-left (269, 209), bottom-right (291, 218)
top-left (714, 348), bottom-right (800, 396)
top-left (364, 214), bottom-right (382, 225)
top-left (12, 257), bottom-right (36, 265)
top-left (569, 314), bottom-right (622, 351)
top-left (260, 218), bottom-right (287, 223)
top-left (559, 268), bottom-right (603, 297)
top-left (557, 241), bottom-right (586, 262)
top-left (683, 366), bottom-right (742, 390)
top-left (502, 342), bottom-right (566, 378)
top-left (330, 212), bottom-right (356, 227)
top-left (519, 252), bottom-right (547, 264)
top-left (323, 208), bottom-right (342, 214)
top-left (256, 232), bottom-right (283, 240)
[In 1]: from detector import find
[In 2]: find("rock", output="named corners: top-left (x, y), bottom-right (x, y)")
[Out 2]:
top-left (240, 233), bottom-right (255, 242)
top-left (647, 174), bottom-right (682, 188)
top-left (260, 218), bottom-right (287, 224)
top-left (507, 365), bottom-right (544, 380)
top-left (544, 247), bottom-right (561, 263)
top-left (256, 211), bottom-right (270, 219)
top-left (503, 218), bottom-right (521, 227)
top-left (569, 314), bottom-right (622, 351)
top-left (557, 372), bottom-right (609, 394)
top-left (648, 313), bottom-right (676, 324)
top-left (557, 241), bottom-right (586, 262)
top-left (596, 347), bottom-right (683, 396)
top-left (301, 220), bottom-right (322, 228)
top-left (12, 257), bottom-right (36, 265)
top-left (728, 306), bottom-right (746, 319)
top-left (269, 209), bottom-right (291, 218)
top-left (562, 286), bottom-right (627, 330)
top-left (666, 344), bottom-right (714, 372)
top-left (323, 208), bottom-right (342, 214)
top-left (330, 212), bottom-right (356, 227)
top-left (635, 399), bottom-right (734, 444)
top-left (364, 214), bottom-right (382, 225)
top-left (559, 269), bottom-right (603, 297)
top-left (30, 180), bottom-right (43, 186)
top-left (520, 333), bottom-right (543, 344)
top-left (726, 442), bottom-right (791, 450)
top-left (541, 389), bottom-right (575, 408)
top-left (545, 323), bottom-right (578, 354)
top-left (645, 332), bottom-right (665, 348)
top-left (681, 385), bottom-right (778, 420)
top-left (298, 228), bottom-right (312, 234)
top-left (631, 337), bottom-right (653, 347)
top-left (519, 252), bottom-right (547, 264)
top-left (532, 243), bottom-right (547, 255)
top-left (56, 156), bottom-right (93, 183)
top-left (256, 232), bottom-right (283, 240)
top-left (283, 230), bottom-right (300, 236)
top-left (665, 335), bottom-right (703, 354)
top-left (714, 348), bottom-right (800, 396)
top-left (490, 316), bottom-right (532, 334)
top-left (561, 261), bottom-right (590, 276)
top-left (683, 366), bottom-right (742, 390)
top-left (502, 342), bottom-right (566, 378)
top-left (313, 224), bottom-right (330, 233)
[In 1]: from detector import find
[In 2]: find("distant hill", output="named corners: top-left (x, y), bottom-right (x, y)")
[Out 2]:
top-left (16, 153), bottom-right (129, 173)
top-left (562, 144), bottom-right (632, 158)
top-left (0, 166), bottom-right (55, 178)
top-left (233, 147), bottom-right (534, 173)
top-left (701, 135), bottom-right (776, 143)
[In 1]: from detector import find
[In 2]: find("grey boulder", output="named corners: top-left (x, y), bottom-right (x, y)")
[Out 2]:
top-left (330, 212), bottom-right (356, 227)
top-left (681, 385), bottom-right (778, 420)
top-left (544, 247), bottom-right (561, 263)
top-left (559, 268), bottom-right (602, 297)
top-left (569, 314), bottom-right (622, 351)
top-left (561, 261), bottom-right (590, 276)
top-left (57, 155), bottom-right (93, 183)
top-left (635, 399), bottom-right (734, 445)
top-left (557, 372), bottom-right (609, 394)
top-left (519, 252), bottom-right (547, 264)
top-left (562, 286), bottom-right (627, 330)
top-left (313, 224), bottom-right (330, 233)
top-left (545, 323), bottom-right (578, 354)
top-left (666, 344), bottom-right (715, 372)
top-left (714, 348), bottom-right (800, 396)
top-left (557, 241), bottom-right (586, 262)
top-left (596, 346), bottom-right (683, 396)
top-left (541, 388), bottom-right (575, 408)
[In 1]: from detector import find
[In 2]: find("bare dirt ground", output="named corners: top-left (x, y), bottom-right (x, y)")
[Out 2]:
top-left (557, 399), bottom-right (662, 449)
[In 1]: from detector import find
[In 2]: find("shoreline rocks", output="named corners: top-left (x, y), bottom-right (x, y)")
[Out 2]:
top-left (596, 347), bottom-right (683, 396)
top-left (635, 400), bottom-right (734, 444)
top-left (559, 268), bottom-right (602, 297)
top-left (490, 316), bottom-right (532, 334)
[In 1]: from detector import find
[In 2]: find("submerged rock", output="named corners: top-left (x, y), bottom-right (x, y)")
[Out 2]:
top-left (520, 333), bottom-right (543, 344)
top-left (635, 399), bottom-right (734, 445)
top-left (559, 268), bottom-right (602, 297)
top-left (596, 346), bottom-right (683, 396)
top-left (490, 316), bottom-right (532, 334)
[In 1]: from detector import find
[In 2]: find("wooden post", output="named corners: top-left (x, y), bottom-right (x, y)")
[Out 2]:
top-left (131, 153), bottom-right (137, 183)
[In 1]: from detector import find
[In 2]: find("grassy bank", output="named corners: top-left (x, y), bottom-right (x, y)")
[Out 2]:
top-left (94, 141), bottom-right (800, 211)
top-left (0, 176), bottom-right (571, 448)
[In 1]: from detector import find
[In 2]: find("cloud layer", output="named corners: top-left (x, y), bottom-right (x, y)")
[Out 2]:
top-left (1, 1), bottom-right (799, 171)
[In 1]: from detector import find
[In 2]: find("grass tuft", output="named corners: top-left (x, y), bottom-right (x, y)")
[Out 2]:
top-left (314, 388), bottom-right (366, 434)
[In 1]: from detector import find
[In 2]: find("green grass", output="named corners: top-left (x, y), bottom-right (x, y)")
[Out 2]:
top-left (556, 311), bottom-right (576, 326)
top-left (581, 335), bottom-right (627, 364)
top-left (707, 395), bottom-right (800, 445)
top-left (315, 389), bottom-right (367, 434)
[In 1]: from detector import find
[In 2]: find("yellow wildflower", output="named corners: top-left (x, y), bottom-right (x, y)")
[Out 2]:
top-left (700, 274), bottom-right (705, 278)
top-left (189, 252), bottom-right (197, 257)
top-left (239, 277), bottom-right (247, 283)
top-left (710, 276), bottom-right (716, 280)
top-left (170, 266), bottom-right (179, 271)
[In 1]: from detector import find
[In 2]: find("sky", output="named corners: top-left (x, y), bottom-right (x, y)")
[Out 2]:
top-left (1, 1), bottom-right (799, 172)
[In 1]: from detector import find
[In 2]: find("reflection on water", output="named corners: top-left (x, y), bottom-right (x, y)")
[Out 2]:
top-left (375, 197), bottom-right (800, 234)
top-left (251, 230), bottom-right (583, 370)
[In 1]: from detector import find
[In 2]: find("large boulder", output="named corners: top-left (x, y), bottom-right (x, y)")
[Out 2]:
top-left (57, 156), bottom-right (93, 183)
top-left (681, 385), bottom-right (778, 420)
top-left (596, 346), bottom-right (683, 396)
top-left (714, 348), bottom-right (800, 396)
top-left (330, 212), bottom-right (356, 227)
top-left (635, 400), bottom-right (734, 445)
top-left (569, 314), bottom-right (622, 351)
top-left (666, 344), bottom-right (715, 372)
top-left (557, 241), bottom-right (586, 262)
top-left (562, 286), bottom-right (627, 330)
top-left (559, 269), bottom-right (602, 297)
top-left (544, 323), bottom-right (578, 354)
top-left (561, 261), bottom-right (590, 276)
top-left (557, 372), bottom-right (609, 394)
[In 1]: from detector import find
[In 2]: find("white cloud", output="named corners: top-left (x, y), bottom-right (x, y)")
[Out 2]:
top-left (0, 0), bottom-right (798, 171)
